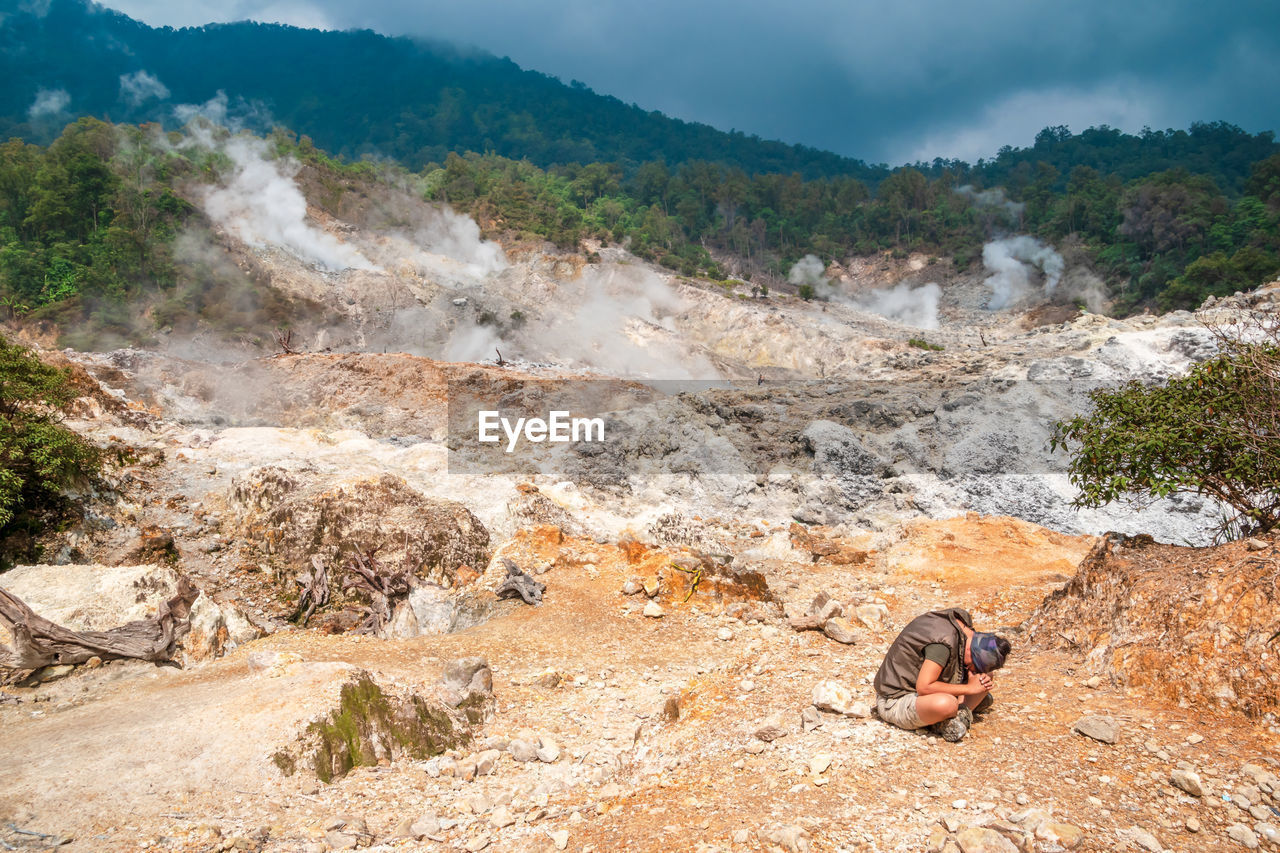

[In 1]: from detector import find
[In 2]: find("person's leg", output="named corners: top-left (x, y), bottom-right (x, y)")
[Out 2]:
top-left (915, 693), bottom-right (961, 726)
top-left (962, 689), bottom-right (990, 711)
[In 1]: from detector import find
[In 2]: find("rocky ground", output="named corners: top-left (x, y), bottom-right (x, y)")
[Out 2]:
top-left (2, 192), bottom-right (1279, 851)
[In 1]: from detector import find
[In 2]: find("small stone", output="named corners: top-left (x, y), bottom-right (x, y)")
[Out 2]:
top-left (534, 669), bottom-right (562, 689)
top-left (465, 834), bottom-right (492, 852)
top-left (475, 749), bottom-right (502, 776)
top-left (758, 824), bottom-right (811, 853)
top-left (811, 680), bottom-right (856, 715)
top-left (85, 656), bottom-right (102, 669)
top-left (643, 601), bottom-right (664, 619)
top-left (1084, 676), bottom-right (1102, 689)
top-left (1008, 809), bottom-right (1049, 831)
top-left (323, 831), bottom-right (358, 851)
top-left (1226, 823), bottom-right (1259, 849)
top-left (551, 829), bottom-right (569, 850)
top-left (643, 576), bottom-right (660, 597)
top-left (1014, 793), bottom-right (1029, 806)
top-left (1171, 769), bottom-right (1205, 797)
top-left (801, 705), bottom-right (822, 732)
top-left (954, 826), bottom-right (1018, 853)
top-left (1071, 715), bottom-right (1119, 744)
top-left (822, 617), bottom-right (858, 645)
top-left (409, 814), bottom-right (440, 838)
top-left (489, 807), bottom-right (515, 829)
top-left (1038, 822), bottom-right (1084, 849)
top-left (732, 828), bottom-right (751, 844)
top-left (755, 717), bottom-right (789, 742)
top-left (1256, 824), bottom-right (1280, 845)
top-left (744, 742), bottom-right (766, 755)
top-left (809, 753), bottom-right (832, 775)
top-left (621, 580), bottom-right (641, 595)
top-left (927, 826), bottom-right (950, 853)
top-left (716, 626), bottom-right (735, 641)
top-left (509, 738), bottom-right (538, 762)
top-left (1246, 538), bottom-right (1268, 551)
top-left (1129, 827), bottom-right (1162, 852)
top-left (1186, 733), bottom-right (1204, 744)
top-left (738, 679), bottom-right (755, 692)
top-left (854, 603), bottom-right (889, 630)
top-left (1186, 817), bottom-right (1201, 833)
top-left (536, 738), bottom-right (561, 763)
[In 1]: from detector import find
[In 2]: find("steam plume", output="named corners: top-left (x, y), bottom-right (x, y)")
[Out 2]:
top-left (119, 71), bottom-right (169, 106)
top-left (201, 136), bottom-right (379, 272)
top-left (982, 236), bottom-right (1064, 309)
top-left (27, 88), bottom-right (69, 119)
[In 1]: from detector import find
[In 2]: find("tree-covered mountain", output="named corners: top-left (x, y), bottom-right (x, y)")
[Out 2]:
top-left (0, 0), bottom-right (887, 181)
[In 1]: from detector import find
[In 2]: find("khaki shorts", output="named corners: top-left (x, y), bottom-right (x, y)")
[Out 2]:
top-left (876, 692), bottom-right (925, 730)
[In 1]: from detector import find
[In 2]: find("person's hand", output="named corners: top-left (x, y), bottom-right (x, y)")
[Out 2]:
top-left (967, 671), bottom-right (993, 693)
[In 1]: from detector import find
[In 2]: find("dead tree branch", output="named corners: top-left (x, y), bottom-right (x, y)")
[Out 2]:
top-left (292, 556), bottom-right (331, 627)
top-left (495, 558), bottom-right (545, 605)
top-left (0, 578), bottom-right (200, 671)
top-left (343, 551), bottom-right (412, 635)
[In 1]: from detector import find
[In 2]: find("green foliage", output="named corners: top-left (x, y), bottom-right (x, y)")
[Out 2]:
top-left (1051, 335), bottom-right (1280, 539)
top-left (0, 334), bottom-right (99, 534)
top-left (907, 338), bottom-right (944, 351)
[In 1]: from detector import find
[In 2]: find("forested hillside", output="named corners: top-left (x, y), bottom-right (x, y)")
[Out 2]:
top-left (2, 117), bottom-right (1278, 344)
top-left (0, 0), bottom-right (882, 181)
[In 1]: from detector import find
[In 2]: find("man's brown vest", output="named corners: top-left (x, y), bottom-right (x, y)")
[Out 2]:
top-left (873, 607), bottom-right (973, 699)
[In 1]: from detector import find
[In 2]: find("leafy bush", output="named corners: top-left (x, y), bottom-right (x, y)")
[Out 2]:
top-left (908, 338), bottom-right (944, 351)
top-left (1051, 319), bottom-right (1280, 539)
top-left (0, 335), bottom-right (99, 537)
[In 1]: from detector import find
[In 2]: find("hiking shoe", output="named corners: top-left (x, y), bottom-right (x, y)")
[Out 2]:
top-left (973, 694), bottom-right (994, 715)
top-left (931, 706), bottom-right (973, 743)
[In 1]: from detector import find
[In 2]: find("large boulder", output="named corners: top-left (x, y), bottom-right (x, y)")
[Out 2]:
top-left (225, 466), bottom-right (491, 592)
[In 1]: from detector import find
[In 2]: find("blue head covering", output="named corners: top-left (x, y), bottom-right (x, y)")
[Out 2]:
top-left (970, 632), bottom-right (1007, 674)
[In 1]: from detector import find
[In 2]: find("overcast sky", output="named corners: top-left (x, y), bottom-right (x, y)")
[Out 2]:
top-left (101, 0), bottom-right (1280, 165)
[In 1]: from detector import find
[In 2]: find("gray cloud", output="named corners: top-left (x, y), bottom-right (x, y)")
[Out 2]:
top-left (102, 0), bottom-right (1280, 165)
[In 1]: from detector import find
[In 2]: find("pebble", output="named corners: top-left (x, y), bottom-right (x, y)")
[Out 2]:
top-left (954, 826), bottom-right (1018, 852)
top-left (1186, 733), bottom-right (1204, 745)
top-left (738, 679), bottom-right (755, 692)
top-left (1227, 823), bottom-right (1260, 849)
top-left (809, 753), bottom-right (832, 775)
top-left (1246, 538), bottom-right (1268, 551)
top-left (717, 627), bottom-right (734, 641)
top-left (1129, 827), bottom-right (1162, 852)
top-left (1171, 769), bottom-right (1205, 797)
top-left (551, 829), bottom-right (570, 850)
top-left (536, 738), bottom-right (561, 763)
top-left (822, 617), bottom-right (858, 645)
top-left (509, 739), bottom-right (538, 762)
top-left (1186, 817), bottom-right (1201, 833)
top-left (732, 828), bottom-right (751, 844)
top-left (621, 580), bottom-right (640, 595)
top-left (1071, 715), bottom-right (1119, 744)
top-left (643, 602), bottom-right (664, 619)
top-left (755, 717), bottom-right (789, 742)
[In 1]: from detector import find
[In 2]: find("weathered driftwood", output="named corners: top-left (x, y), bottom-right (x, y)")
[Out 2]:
top-left (344, 551), bottom-right (412, 635)
top-left (495, 558), bottom-right (545, 605)
top-left (292, 555), bottom-right (331, 626)
top-left (0, 577), bottom-right (200, 671)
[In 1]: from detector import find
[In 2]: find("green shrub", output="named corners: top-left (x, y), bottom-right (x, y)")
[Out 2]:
top-left (908, 338), bottom-right (944, 351)
top-left (0, 335), bottom-right (100, 539)
top-left (1051, 324), bottom-right (1280, 539)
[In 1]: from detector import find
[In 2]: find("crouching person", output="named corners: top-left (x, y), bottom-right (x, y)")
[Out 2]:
top-left (872, 607), bottom-right (1010, 742)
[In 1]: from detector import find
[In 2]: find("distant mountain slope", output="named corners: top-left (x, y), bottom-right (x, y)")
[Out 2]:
top-left (0, 0), bottom-right (885, 180)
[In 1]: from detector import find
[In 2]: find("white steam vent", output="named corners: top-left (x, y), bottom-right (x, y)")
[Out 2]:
top-left (202, 137), bottom-right (379, 273)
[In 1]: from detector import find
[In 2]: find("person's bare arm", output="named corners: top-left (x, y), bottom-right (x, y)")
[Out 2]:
top-left (915, 660), bottom-right (992, 696)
